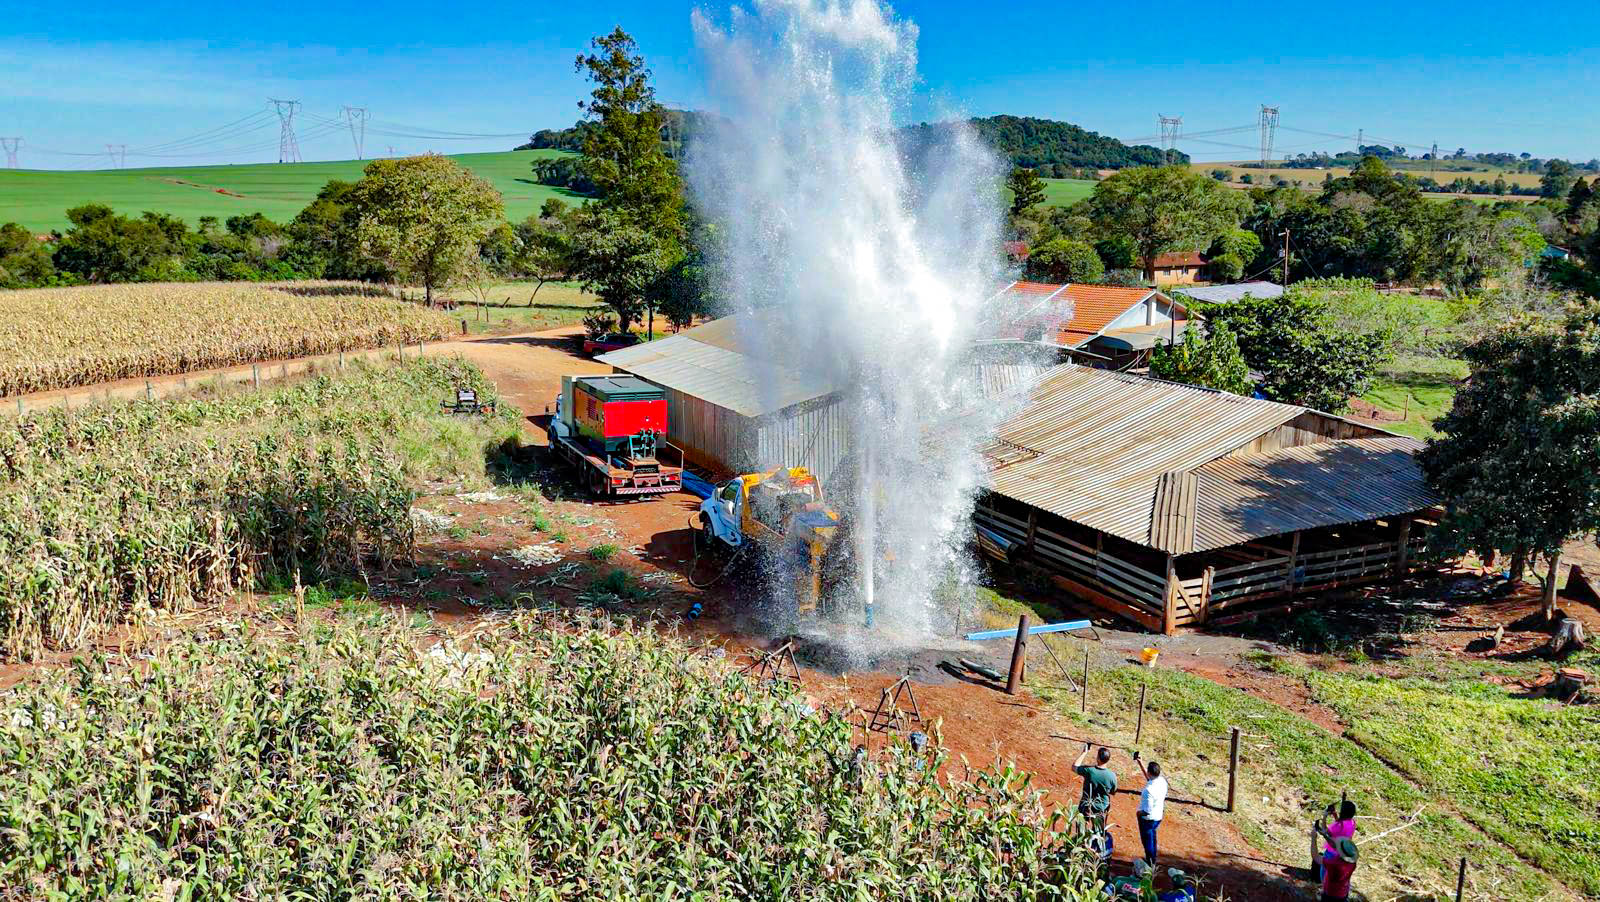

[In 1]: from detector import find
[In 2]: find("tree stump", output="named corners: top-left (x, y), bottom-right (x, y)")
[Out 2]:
top-left (1554, 668), bottom-right (1591, 702)
top-left (1543, 618), bottom-right (1587, 660)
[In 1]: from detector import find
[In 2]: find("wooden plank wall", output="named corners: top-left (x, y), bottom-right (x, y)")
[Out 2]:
top-left (1225, 412), bottom-right (1389, 457)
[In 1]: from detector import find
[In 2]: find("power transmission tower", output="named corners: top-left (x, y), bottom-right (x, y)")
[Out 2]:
top-left (269, 99), bottom-right (302, 163)
top-left (105, 144), bottom-right (126, 168)
top-left (1158, 115), bottom-right (1182, 163)
top-left (1258, 105), bottom-right (1279, 171)
top-left (1430, 142), bottom-right (1439, 178)
top-left (0, 137), bottom-right (19, 168)
top-left (1356, 128), bottom-right (1363, 153)
top-left (342, 106), bottom-right (369, 159)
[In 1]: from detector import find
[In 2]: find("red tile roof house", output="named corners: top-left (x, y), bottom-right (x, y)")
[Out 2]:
top-left (986, 281), bottom-right (1198, 367)
top-left (1150, 251), bottom-right (1208, 285)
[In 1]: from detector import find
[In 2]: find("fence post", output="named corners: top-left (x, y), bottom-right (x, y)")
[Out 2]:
top-left (338, 349), bottom-right (345, 369)
top-left (252, 364), bottom-right (260, 389)
top-left (396, 339), bottom-right (403, 361)
top-left (1395, 518), bottom-right (1412, 580)
top-left (1162, 554), bottom-right (1179, 635)
top-left (461, 318), bottom-right (468, 335)
top-left (1135, 682), bottom-right (1148, 744)
top-left (419, 340), bottom-right (426, 357)
top-left (1226, 726), bottom-right (1241, 812)
top-left (1455, 857), bottom-right (1467, 902)
top-left (1200, 566), bottom-right (1215, 624)
top-left (1080, 646), bottom-right (1090, 713)
top-left (1285, 531), bottom-right (1302, 593)
top-left (15, 397), bottom-right (22, 416)
top-left (1005, 614), bottom-right (1028, 695)
top-left (145, 380), bottom-right (153, 401)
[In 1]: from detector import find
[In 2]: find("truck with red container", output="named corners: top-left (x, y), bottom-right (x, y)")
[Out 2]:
top-left (545, 374), bottom-right (684, 497)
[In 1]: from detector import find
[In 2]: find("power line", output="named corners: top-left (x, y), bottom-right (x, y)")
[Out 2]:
top-left (269, 99), bottom-right (301, 163)
top-left (1158, 114), bottom-right (1182, 164)
top-left (105, 144), bottom-right (126, 168)
top-left (342, 106), bottom-right (369, 159)
top-left (1, 137), bottom-right (19, 168)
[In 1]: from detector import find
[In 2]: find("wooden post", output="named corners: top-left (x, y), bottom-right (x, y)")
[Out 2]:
top-left (396, 339), bottom-right (403, 361)
top-left (1286, 531), bottom-right (1302, 594)
top-left (1025, 510), bottom-right (1038, 555)
top-left (338, 349), bottom-right (345, 369)
top-left (1455, 856), bottom-right (1467, 902)
top-left (1200, 565), bottom-right (1215, 624)
top-left (461, 318), bottom-right (468, 334)
top-left (145, 381), bottom-right (153, 401)
top-left (1005, 614), bottom-right (1028, 695)
top-left (1543, 550), bottom-right (1562, 621)
top-left (1395, 518), bottom-right (1412, 579)
top-left (1310, 823), bottom-right (1321, 881)
top-left (1093, 532), bottom-right (1103, 581)
top-left (252, 364), bottom-right (260, 389)
top-left (15, 398), bottom-right (22, 416)
top-left (1162, 554), bottom-right (1179, 636)
top-left (419, 340), bottom-right (426, 357)
top-left (1080, 646), bottom-right (1090, 713)
top-left (1226, 726), bottom-right (1241, 812)
top-left (1135, 682), bottom-right (1148, 744)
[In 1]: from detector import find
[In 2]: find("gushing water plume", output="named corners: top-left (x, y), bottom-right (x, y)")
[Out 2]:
top-left (689, 0), bottom-right (1023, 643)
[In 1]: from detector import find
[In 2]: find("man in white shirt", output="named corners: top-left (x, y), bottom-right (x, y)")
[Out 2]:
top-left (1133, 751), bottom-right (1168, 866)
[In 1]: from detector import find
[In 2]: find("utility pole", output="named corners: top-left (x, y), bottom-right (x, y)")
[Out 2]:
top-left (269, 99), bottom-right (302, 163)
top-left (105, 144), bottom-right (126, 168)
top-left (1258, 105), bottom-right (1279, 173)
top-left (386, 144), bottom-right (396, 158)
top-left (1159, 114), bottom-right (1183, 165)
top-left (1281, 228), bottom-right (1291, 288)
top-left (0, 137), bottom-right (19, 168)
top-left (342, 106), bottom-right (369, 159)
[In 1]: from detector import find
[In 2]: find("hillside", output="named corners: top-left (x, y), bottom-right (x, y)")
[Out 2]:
top-left (0, 150), bottom-right (583, 233)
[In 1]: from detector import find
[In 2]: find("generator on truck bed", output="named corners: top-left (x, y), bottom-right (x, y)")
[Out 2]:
top-left (545, 375), bottom-right (684, 498)
top-left (694, 467), bottom-right (843, 616)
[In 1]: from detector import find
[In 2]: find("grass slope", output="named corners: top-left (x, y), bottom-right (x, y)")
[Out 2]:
top-left (1040, 178), bottom-right (1095, 207)
top-left (0, 150), bottom-right (585, 232)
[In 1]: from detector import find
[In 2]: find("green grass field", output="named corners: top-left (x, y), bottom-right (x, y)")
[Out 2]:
top-left (1040, 178), bottom-right (1095, 207)
top-left (0, 150), bottom-right (585, 233)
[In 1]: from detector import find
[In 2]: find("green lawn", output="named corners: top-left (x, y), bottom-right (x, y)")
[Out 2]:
top-left (1041, 178), bottom-right (1095, 207)
top-left (0, 150), bottom-right (585, 233)
top-left (1357, 356), bottom-right (1466, 439)
top-left (398, 279), bottom-right (603, 336)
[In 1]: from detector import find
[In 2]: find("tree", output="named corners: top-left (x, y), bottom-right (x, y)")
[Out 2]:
top-left (511, 207), bottom-right (577, 302)
top-left (348, 155), bottom-right (504, 306)
top-left (1006, 166), bottom-right (1046, 218)
top-left (1200, 293), bottom-right (1390, 411)
top-left (575, 27), bottom-right (682, 234)
top-left (0, 223), bottom-right (58, 288)
top-left (1089, 165), bottom-right (1242, 282)
top-left (1149, 321), bottom-right (1251, 394)
top-left (1024, 238), bottom-right (1103, 283)
top-left (1540, 159), bottom-right (1577, 199)
top-left (52, 205), bottom-right (187, 283)
top-left (1420, 299), bottom-right (1600, 615)
top-left (569, 206), bottom-right (668, 333)
top-left (1206, 228), bottom-right (1263, 282)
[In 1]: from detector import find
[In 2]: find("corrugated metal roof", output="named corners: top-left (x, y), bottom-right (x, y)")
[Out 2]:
top-left (989, 281), bottom-right (1194, 350)
top-left (598, 321), bottom-right (835, 418)
top-left (985, 366), bottom-right (1434, 554)
top-left (1175, 282), bottom-right (1286, 304)
top-left (1181, 437), bottom-right (1436, 553)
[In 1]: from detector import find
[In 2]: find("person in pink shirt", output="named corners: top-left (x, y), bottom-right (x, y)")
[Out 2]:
top-left (1313, 800), bottom-right (1358, 880)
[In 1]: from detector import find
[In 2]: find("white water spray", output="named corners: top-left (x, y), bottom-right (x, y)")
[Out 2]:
top-left (689, 0), bottom-right (1025, 644)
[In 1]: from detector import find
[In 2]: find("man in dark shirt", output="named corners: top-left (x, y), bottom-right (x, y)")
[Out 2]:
top-left (1073, 743), bottom-right (1118, 826)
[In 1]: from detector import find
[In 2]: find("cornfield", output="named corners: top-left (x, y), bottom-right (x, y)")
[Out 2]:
top-left (0, 281), bottom-right (454, 397)
top-left (0, 614), bottom-right (1103, 900)
top-left (0, 356), bottom-right (519, 659)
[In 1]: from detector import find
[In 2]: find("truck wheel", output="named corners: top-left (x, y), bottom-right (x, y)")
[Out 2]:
top-left (694, 513), bottom-right (712, 553)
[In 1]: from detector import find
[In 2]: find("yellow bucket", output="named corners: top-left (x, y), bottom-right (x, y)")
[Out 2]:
top-left (1140, 647), bottom-right (1160, 666)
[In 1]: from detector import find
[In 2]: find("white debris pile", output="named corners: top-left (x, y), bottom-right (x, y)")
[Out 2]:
top-left (424, 643), bottom-right (493, 685)
top-left (502, 543), bottom-right (564, 567)
top-left (457, 490), bottom-right (508, 504)
top-left (409, 508), bottom-right (456, 532)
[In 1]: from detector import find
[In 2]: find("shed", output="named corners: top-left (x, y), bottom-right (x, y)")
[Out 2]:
top-left (1150, 251), bottom-right (1208, 285)
top-left (597, 316), bottom-right (848, 480)
top-left (975, 365), bottom-right (1440, 632)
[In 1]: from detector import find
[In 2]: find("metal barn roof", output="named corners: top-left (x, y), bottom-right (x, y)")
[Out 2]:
top-left (597, 316), bottom-right (836, 418)
top-left (986, 365), bottom-right (1436, 554)
top-left (1175, 282), bottom-right (1286, 304)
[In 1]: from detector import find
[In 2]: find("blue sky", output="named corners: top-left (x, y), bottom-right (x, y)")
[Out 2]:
top-left (3, 0), bottom-right (1595, 169)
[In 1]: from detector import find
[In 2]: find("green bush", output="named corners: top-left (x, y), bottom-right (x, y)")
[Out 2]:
top-left (0, 616), bottom-right (1102, 900)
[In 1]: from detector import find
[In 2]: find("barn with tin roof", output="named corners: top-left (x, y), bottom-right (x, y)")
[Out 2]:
top-left (975, 365), bottom-right (1440, 633)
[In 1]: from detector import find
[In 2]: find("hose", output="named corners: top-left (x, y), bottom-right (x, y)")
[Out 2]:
top-left (687, 513), bottom-right (751, 589)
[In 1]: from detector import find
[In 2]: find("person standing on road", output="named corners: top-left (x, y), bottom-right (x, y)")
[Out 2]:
top-left (1073, 743), bottom-right (1117, 827)
top-left (1132, 750), bottom-right (1168, 865)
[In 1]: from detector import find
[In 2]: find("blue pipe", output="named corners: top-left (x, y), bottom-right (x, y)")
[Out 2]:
top-left (964, 619), bottom-right (1092, 641)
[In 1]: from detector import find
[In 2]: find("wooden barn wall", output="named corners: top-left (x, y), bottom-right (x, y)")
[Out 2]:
top-left (663, 389), bottom-right (757, 475)
top-left (1223, 412), bottom-right (1388, 458)
top-left (755, 394), bottom-right (849, 486)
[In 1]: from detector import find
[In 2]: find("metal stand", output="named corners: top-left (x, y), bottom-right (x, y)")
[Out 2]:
top-left (867, 675), bottom-right (924, 733)
top-left (741, 641), bottom-right (802, 689)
